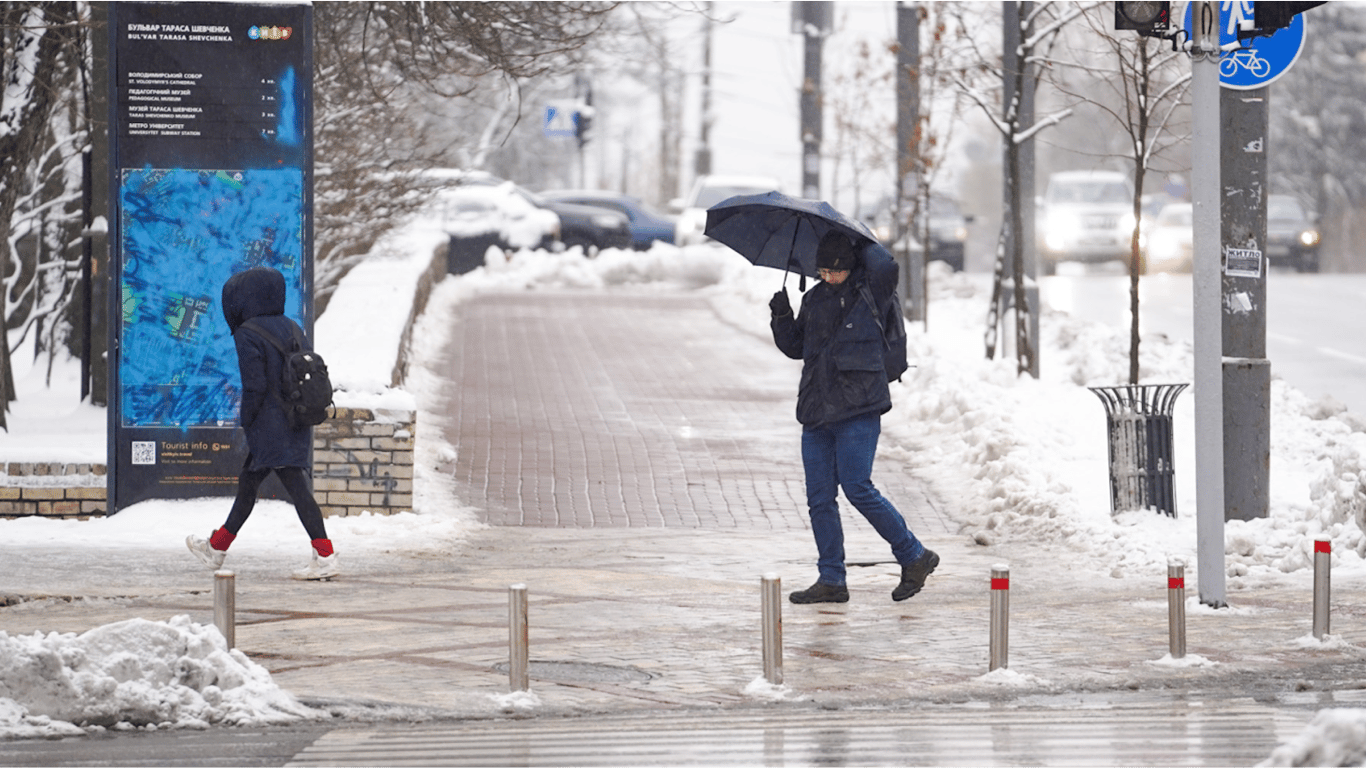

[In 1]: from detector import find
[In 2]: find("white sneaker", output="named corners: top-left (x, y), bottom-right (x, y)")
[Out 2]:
top-left (186, 535), bottom-right (226, 569)
top-left (291, 551), bottom-right (340, 581)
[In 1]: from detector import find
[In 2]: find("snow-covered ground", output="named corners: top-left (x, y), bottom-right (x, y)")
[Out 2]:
top-left (4, 213), bottom-right (1366, 757)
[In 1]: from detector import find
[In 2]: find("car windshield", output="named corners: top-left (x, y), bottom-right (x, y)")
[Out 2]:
top-left (695, 185), bottom-right (772, 208)
top-left (1269, 196), bottom-right (1306, 220)
top-left (1049, 180), bottom-right (1131, 204)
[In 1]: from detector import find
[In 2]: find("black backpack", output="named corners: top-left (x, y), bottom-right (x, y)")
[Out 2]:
top-left (859, 282), bottom-right (909, 382)
top-left (240, 318), bottom-right (334, 428)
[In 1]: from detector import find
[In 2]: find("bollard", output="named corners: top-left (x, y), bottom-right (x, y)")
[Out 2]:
top-left (761, 574), bottom-right (783, 685)
top-left (508, 584), bottom-right (529, 692)
top-left (1167, 562), bottom-right (1186, 659)
top-left (990, 564), bottom-right (1009, 671)
top-left (214, 570), bottom-right (235, 650)
top-left (1314, 537), bottom-right (1331, 640)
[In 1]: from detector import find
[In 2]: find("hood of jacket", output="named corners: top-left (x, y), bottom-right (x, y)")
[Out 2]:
top-left (221, 266), bottom-right (286, 334)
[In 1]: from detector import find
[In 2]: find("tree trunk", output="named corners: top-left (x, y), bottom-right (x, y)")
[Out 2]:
top-left (0, 2), bottom-right (77, 428)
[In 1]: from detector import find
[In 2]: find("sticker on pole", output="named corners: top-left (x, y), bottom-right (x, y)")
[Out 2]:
top-left (1225, 247), bottom-right (1262, 278)
top-left (1183, 1), bottom-right (1306, 90)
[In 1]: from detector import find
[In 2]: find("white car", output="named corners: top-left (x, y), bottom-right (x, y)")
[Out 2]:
top-left (1038, 170), bottom-right (1139, 274)
top-left (1145, 203), bottom-right (1193, 273)
top-left (672, 174), bottom-right (782, 246)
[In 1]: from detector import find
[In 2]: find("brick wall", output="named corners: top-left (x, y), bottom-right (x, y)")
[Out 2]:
top-left (0, 407), bottom-right (416, 520)
top-left (312, 406), bottom-right (416, 517)
top-left (0, 464), bottom-right (107, 519)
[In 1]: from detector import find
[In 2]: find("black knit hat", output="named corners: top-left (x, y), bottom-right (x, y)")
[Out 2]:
top-left (816, 230), bottom-right (856, 271)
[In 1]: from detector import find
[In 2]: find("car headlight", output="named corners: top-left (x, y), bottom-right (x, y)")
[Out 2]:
top-left (951, 225), bottom-right (968, 242)
top-left (1299, 228), bottom-right (1320, 247)
top-left (1044, 212), bottom-right (1080, 250)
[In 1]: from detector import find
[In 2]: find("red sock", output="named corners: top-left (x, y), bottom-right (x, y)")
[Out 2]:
top-left (209, 528), bottom-right (235, 552)
top-left (312, 538), bottom-right (334, 558)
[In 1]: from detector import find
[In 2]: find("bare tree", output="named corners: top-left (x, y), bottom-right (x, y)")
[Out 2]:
top-left (311, 2), bottom-right (620, 305)
top-left (1052, 9), bottom-right (1191, 384)
top-left (952, 2), bottom-right (1087, 376)
top-left (0, 1), bottom-right (81, 425)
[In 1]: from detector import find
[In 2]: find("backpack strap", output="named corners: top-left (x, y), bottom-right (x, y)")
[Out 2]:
top-left (238, 317), bottom-right (306, 410)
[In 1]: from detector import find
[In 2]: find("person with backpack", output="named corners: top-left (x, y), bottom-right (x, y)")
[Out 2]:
top-left (186, 265), bottom-right (339, 580)
top-left (769, 230), bottom-right (937, 604)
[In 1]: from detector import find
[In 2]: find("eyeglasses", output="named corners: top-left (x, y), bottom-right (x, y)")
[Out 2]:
top-left (818, 268), bottom-right (849, 277)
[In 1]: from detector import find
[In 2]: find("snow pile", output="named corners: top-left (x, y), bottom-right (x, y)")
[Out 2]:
top-left (1261, 709), bottom-right (1366, 767)
top-left (0, 615), bottom-right (320, 737)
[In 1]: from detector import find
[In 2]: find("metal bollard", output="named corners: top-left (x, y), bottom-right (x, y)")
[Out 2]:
top-left (761, 574), bottom-right (783, 685)
top-left (990, 565), bottom-right (1009, 671)
top-left (214, 570), bottom-right (235, 650)
top-left (1314, 537), bottom-right (1331, 640)
top-left (1167, 562), bottom-right (1186, 659)
top-left (508, 584), bottom-right (529, 692)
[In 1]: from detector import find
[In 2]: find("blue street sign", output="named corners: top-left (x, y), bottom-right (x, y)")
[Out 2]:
top-left (544, 105), bottom-right (578, 138)
top-left (1183, 1), bottom-right (1306, 90)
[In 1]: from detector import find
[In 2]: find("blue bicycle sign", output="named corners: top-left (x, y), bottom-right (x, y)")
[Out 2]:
top-left (1183, 1), bottom-right (1307, 90)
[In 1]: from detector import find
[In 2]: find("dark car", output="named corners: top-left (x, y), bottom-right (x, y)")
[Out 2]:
top-left (446, 172), bottom-right (632, 255)
top-left (1266, 194), bottom-right (1320, 273)
top-left (861, 194), bottom-right (973, 272)
top-left (541, 190), bottom-right (676, 250)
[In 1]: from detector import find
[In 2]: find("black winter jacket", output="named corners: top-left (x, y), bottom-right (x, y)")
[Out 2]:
top-left (771, 241), bottom-right (898, 428)
top-left (221, 266), bottom-right (311, 471)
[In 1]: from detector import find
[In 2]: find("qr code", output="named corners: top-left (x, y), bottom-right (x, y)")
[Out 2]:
top-left (131, 441), bottom-right (156, 465)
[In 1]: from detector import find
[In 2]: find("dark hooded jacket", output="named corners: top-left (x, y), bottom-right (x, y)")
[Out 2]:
top-left (771, 240), bottom-right (898, 428)
top-left (221, 266), bottom-right (311, 470)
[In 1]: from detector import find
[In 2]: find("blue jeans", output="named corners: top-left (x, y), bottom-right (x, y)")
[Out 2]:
top-left (802, 412), bottom-right (924, 586)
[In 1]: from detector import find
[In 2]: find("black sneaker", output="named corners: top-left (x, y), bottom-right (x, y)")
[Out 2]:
top-left (789, 581), bottom-right (850, 604)
top-left (892, 549), bottom-right (939, 601)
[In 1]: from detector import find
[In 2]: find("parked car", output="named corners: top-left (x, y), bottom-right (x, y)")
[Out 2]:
top-left (672, 174), bottom-right (782, 246)
top-left (1266, 194), bottom-right (1320, 273)
top-left (541, 190), bottom-right (676, 250)
top-left (1144, 203), bottom-right (1193, 273)
top-left (431, 183), bottom-right (561, 273)
top-left (441, 171), bottom-right (632, 255)
top-left (862, 194), bottom-right (972, 272)
top-left (1038, 170), bottom-right (1138, 275)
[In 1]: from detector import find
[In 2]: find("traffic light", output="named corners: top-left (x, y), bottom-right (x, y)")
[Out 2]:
top-left (1246, 1), bottom-right (1324, 36)
top-left (1115, 1), bottom-right (1171, 36)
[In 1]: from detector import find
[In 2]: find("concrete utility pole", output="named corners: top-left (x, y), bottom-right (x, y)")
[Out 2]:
top-left (695, 17), bottom-right (712, 179)
top-left (1002, 1), bottom-right (1039, 378)
top-left (896, 2), bottom-right (923, 322)
top-left (793, 2), bottom-right (830, 199)
top-left (1190, 0), bottom-right (1227, 607)
top-left (1221, 81), bottom-right (1270, 523)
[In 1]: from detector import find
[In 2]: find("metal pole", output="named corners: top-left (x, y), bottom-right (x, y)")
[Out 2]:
top-left (990, 565), bottom-right (1009, 671)
top-left (213, 570), bottom-right (235, 650)
top-left (1313, 537), bottom-right (1331, 640)
top-left (1167, 562), bottom-right (1186, 659)
top-left (509, 584), bottom-right (529, 692)
top-left (1191, 0), bottom-right (1227, 608)
top-left (896, 2), bottom-right (923, 324)
top-left (761, 574), bottom-right (783, 685)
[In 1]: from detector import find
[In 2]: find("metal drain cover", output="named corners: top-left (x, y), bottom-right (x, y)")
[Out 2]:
top-left (492, 661), bottom-right (653, 684)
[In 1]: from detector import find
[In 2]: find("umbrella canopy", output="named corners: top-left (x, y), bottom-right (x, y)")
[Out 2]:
top-left (703, 191), bottom-right (879, 278)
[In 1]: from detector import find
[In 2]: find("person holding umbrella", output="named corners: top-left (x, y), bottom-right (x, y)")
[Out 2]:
top-left (768, 229), bottom-right (938, 604)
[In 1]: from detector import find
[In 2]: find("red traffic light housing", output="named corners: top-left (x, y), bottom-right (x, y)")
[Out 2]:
top-left (1115, 1), bottom-right (1171, 36)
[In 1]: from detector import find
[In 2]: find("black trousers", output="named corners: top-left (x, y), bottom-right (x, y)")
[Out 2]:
top-left (223, 460), bottom-right (328, 541)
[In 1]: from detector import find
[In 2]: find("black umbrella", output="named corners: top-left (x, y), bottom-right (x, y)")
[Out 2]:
top-left (703, 191), bottom-right (879, 282)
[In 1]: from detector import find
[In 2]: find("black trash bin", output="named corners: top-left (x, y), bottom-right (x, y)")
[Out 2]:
top-left (1088, 383), bottom-right (1188, 517)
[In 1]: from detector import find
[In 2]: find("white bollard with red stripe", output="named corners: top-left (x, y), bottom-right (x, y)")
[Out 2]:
top-left (990, 565), bottom-right (1009, 671)
top-left (1314, 537), bottom-right (1331, 640)
top-left (1167, 561), bottom-right (1186, 659)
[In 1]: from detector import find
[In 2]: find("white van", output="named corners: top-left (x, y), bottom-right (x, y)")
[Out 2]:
top-left (672, 175), bottom-right (782, 246)
top-left (1038, 170), bottom-right (1137, 274)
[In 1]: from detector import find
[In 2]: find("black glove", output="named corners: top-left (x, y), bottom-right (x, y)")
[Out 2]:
top-left (769, 289), bottom-right (792, 317)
